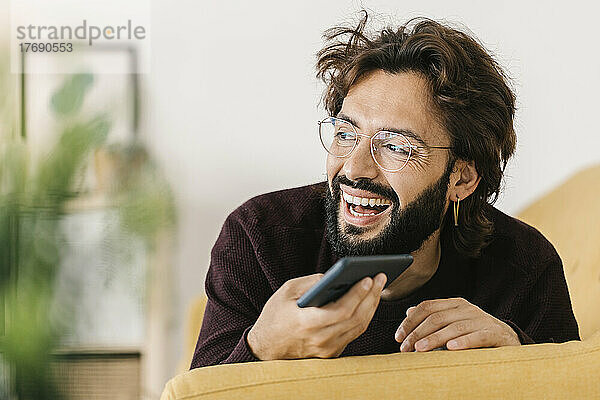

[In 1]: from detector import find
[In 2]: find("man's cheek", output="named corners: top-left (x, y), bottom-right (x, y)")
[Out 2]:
top-left (326, 155), bottom-right (341, 179)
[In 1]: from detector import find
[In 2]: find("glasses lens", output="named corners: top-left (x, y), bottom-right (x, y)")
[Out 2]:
top-left (372, 131), bottom-right (412, 171)
top-left (319, 117), bottom-right (356, 156)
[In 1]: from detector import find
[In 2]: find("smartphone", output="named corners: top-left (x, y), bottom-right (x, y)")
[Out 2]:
top-left (296, 254), bottom-right (413, 308)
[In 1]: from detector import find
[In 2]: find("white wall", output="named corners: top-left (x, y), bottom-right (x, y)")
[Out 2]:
top-left (147, 0), bottom-right (600, 380)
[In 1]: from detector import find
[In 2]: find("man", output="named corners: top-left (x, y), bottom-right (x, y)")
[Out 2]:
top-left (190, 12), bottom-right (579, 368)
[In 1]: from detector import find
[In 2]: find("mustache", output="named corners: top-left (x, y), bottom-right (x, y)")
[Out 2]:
top-left (332, 175), bottom-right (399, 203)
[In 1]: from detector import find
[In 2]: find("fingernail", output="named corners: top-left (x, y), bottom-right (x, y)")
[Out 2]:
top-left (362, 278), bottom-right (372, 290)
top-left (406, 306), bottom-right (415, 316)
top-left (400, 341), bottom-right (409, 352)
top-left (415, 339), bottom-right (428, 351)
top-left (395, 327), bottom-right (405, 342)
top-left (376, 274), bottom-right (386, 288)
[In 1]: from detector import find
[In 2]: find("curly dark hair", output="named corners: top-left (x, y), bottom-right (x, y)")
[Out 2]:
top-left (316, 11), bottom-right (517, 258)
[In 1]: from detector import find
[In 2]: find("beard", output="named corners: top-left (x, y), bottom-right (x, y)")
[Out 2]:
top-left (324, 161), bottom-right (454, 257)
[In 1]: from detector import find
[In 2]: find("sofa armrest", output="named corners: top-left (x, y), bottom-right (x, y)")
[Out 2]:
top-left (162, 331), bottom-right (600, 400)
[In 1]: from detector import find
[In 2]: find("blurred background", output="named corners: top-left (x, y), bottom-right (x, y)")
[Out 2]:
top-left (1, 0), bottom-right (599, 399)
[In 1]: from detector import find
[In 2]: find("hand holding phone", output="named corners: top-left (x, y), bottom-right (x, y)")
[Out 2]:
top-left (297, 254), bottom-right (413, 308)
top-left (247, 271), bottom-right (388, 361)
top-left (247, 255), bottom-right (412, 361)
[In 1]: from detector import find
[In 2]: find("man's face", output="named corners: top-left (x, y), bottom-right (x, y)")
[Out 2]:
top-left (325, 70), bottom-right (454, 256)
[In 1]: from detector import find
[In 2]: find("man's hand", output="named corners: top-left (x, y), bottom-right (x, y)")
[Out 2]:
top-left (394, 297), bottom-right (521, 352)
top-left (247, 272), bottom-right (387, 360)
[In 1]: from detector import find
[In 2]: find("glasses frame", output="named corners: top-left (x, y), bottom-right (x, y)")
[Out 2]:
top-left (318, 116), bottom-right (453, 172)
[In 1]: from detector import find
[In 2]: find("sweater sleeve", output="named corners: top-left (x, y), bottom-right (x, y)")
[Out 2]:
top-left (507, 256), bottom-right (580, 345)
top-left (190, 208), bottom-right (270, 369)
top-left (499, 318), bottom-right (535, 344)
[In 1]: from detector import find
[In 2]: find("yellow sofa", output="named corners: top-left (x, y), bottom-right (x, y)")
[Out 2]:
top-left (162, 165), bottom-right (600, 399)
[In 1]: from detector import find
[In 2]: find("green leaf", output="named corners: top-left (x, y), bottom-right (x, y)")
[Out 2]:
top-left (50, 73), bottom-right (94, 116)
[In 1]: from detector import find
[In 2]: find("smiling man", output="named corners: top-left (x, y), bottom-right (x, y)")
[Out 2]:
top-left (190, 12), bottom-right (579, 368)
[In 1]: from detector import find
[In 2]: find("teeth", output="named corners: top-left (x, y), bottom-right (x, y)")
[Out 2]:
top-left (341, 190), bottom-right (391, 207)
top-left (349, 205), bottom-right (377, 217)
top-left (342, 192), bottom-right (352, 204)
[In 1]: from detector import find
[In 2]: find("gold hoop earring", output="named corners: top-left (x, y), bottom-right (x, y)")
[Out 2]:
top-left (453, 197), bottom-right (460, 226)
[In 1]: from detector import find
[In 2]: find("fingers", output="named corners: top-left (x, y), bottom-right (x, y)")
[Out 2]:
top-left (398, 309), bottom-right (470, 352)
top-left (335, 273), bottom-right (387, 340)
top-left (411, 319), bottom-right (480, 352)
top-left (345, 273), bottom-right (386, 328)
top-left (300, 273), bottom-right (387, 358)
top-left (321, 273), bottom-right (384, 317)
top-left (443, 320), bottom-right (520, 350)
top-left (446, 330), bottom-right (497, 350)
top-left (395, 298), bottom-right (519, 352)
top-left (395, 298), bottom-right (466, 344)
top-left (285, 273), bottom-right (325, 299)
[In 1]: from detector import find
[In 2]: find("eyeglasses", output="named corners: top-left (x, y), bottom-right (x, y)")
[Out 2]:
top-left (318, 116), bottom-right (453, 172)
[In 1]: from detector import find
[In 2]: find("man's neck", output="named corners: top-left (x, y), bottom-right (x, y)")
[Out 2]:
top-left (380, 229), bottom-right (442, 301)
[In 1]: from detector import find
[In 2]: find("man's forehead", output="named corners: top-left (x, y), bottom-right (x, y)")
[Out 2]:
top-left (340, 70), bottom-right (446, 144)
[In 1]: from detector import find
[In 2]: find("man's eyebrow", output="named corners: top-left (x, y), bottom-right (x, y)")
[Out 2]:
top-left (379, 126), bottom-right (427, 147)
top-left (335, 113), bottom-right (361, 129)
top-left (335, 113), bottom-right (427, 147)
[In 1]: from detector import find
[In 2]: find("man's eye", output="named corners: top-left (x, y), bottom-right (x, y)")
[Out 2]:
top-left (385, 143), bottom-right (410, 154)
top-left (336, 131), bottom-right (355, 140)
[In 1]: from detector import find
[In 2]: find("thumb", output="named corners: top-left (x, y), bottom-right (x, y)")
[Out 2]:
top-left (284, 273), bottom-right (324, 299)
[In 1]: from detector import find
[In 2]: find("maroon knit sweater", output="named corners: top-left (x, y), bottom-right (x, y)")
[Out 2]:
top-left (190, 182), bottom-right (580, 369)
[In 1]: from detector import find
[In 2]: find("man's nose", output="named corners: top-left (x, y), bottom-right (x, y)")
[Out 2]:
top-left (342, 136), bottom-right (379, 181)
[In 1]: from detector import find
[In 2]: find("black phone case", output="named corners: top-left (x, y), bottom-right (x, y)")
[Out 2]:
top-left (296, 254), bottom-right (414, 308)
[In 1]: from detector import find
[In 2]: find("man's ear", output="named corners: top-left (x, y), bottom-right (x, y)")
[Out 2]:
top-left (448, 159), bottom-right (481, 202)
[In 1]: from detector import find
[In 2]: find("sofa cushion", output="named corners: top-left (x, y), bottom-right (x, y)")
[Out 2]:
top-left (162, 332), bottom-right (599, 400)
top-left (518, 164), bottom-right (600, 339)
